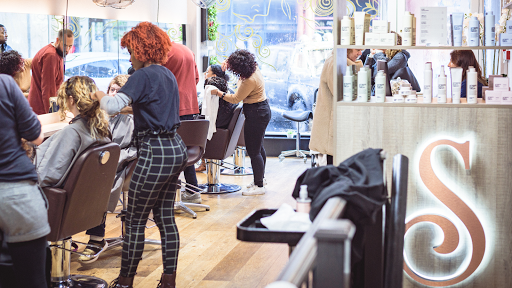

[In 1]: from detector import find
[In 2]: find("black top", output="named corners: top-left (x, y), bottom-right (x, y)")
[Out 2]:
top-left (119, 65), bottom-right (181, 135)
top-left (460, 80), bottom-right (484, 98)
top-left (0, 75), bottom-right (41, 182)
top-left (216, 99), bottom-right (237, 129)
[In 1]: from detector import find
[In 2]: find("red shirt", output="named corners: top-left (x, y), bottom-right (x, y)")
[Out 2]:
top-left (163, 43), bottom-right (199, 116)
top-left (28, 44), bottom-right (64, 115)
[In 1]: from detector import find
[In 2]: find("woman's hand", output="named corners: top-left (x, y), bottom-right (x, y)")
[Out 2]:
top-left (210, 88), bottom-right (220, 97)
top-left (221, 60), bottom-right (229, 71)
top-left (91, 91), bottom-right (106, 102)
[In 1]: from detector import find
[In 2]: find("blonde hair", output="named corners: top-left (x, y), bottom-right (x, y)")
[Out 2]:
top-left (107, 74), bottom-right (130, 93)
top-left (57, 76), bottom-right (110, 139)
top-left (385, 32), bottom-right (403, 59)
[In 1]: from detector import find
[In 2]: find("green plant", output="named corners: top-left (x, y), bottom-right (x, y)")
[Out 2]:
top-left (209, 56), bottom-right (219, 65)
top-left (207, 5), bottom-right (219, 41)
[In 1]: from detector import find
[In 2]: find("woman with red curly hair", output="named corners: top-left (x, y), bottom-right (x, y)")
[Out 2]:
top-left (92, 22), bottom-right (187, 288)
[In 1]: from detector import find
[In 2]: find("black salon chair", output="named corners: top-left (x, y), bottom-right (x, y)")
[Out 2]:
top-left (278, 110), bottom-right (313, 163)
top-left (199, 106), bottom-right (245, 193)
top-left (44, 143), bottom-right (120, 287)
top-left (176, 119), bottom-right (211, 218)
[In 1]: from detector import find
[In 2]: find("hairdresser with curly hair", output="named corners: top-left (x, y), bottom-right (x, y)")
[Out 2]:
top-left (210, 49), bottom-right (271, 196)
top-left (36, 76), bottom-right (111, 188)
top-left (91, 22), bottom-right (187, 288)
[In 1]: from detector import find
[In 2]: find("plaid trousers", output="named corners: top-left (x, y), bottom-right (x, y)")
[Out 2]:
top-left (121, 133), bottom-right (187, 277)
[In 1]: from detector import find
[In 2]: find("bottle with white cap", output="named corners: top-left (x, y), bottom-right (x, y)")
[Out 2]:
top-left (343, 65), bottom-right (355, 101)
top-left (374, 70), bottom-right (387, 102)
top-left (467, 66), bottom-right (478, 104)
top-left (296, 185), bottom-right (311, 213)
top-left (437, 66), bottom-right (447, 103)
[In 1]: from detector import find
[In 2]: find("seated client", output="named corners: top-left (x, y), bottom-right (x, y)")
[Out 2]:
top-left (78, 74), bottom-right (137, 263)
top-left (36, 76), bottom-right (111, 188)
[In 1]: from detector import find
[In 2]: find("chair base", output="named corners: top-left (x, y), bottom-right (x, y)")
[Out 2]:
top-left (50, 275), bottom-right (108, 288)
top-left (221, 167), bottom-right (253, 175)
top-left (278, 149), bottom-right (310, 163)
top-left (175, 201), bottom-right (211, 219)
top-left (198, 183), bottom-right (241, 194)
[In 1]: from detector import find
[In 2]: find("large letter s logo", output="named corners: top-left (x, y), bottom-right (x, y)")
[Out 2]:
top-left (404, 140), bottom-right (486, 286)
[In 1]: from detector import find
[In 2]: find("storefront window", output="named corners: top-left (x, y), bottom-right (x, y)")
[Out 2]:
top-left (212, 0), bottom-right (380, 134)
top-left (0, 12), bottom-right (182, 93)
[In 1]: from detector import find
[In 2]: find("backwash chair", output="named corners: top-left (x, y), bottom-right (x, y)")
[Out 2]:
top-left (44, 142), bottom-right (120, 288)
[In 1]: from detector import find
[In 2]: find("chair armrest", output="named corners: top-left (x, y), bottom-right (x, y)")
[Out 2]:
top-left (43, 187), bottom-right (67, 242)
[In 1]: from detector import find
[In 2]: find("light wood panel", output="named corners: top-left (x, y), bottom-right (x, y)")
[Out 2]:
top-left (336, 103), bottom-right (512, 288)
top-left (69, 157), bottom-right (309, 288)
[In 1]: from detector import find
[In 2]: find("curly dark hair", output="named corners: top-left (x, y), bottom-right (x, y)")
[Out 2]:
top-left (209, 64), bottom-right (229, 81)
top-left (226, 49), bottom-right (257, 79)
top-left (205, 76), bottom-right (228, 93)
top-left (121, 22), bottom-right (172, 65)
top-left (0, 50), bottom-right (23, 76)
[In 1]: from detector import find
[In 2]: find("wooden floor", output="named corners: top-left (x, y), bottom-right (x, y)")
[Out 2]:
top-left (70, 156), bottom-right (310, 288)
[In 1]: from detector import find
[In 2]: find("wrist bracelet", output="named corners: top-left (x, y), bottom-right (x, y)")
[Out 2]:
top-left (222, 92), bottom-right (226, 99)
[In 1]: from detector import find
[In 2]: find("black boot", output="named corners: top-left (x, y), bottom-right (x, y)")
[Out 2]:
top-left (109, 275), bottom-right (134, 288)
top-left (157, 272), bottom-right (176, 288)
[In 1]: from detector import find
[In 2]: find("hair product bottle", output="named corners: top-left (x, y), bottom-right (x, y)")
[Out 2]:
top-left (437, 66), bottom-right (447, 103)
top-left (450, 67), bottom-right (463, 104)
top-left (340, 16), bottom-right (355, 45)
top-left (485, 12), bottom-right (496, 46)
top-left (343, 66), bottom-right (355, 101)
top-left (357, 68), bottom-right (369, 102)
top-left (423, 62), bottom-right (433, 103)
top-left (296, 185), bottom-right (311, 213)
top-left (467, 66), bottom-right (478, 104)
top-left (450, 12), bottom-right (464, 46)
top-left (375, 70), bottom-right (386, 102)
top-left (468, 16), bottom-right (480, 46)
top-left (402, 12), bottom-right (413, 46)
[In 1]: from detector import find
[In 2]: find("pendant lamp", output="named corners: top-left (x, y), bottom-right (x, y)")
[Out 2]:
top-left (189, 0), bottom-right (216, 9)
top-left (93, 0), bottom-right (135, 9)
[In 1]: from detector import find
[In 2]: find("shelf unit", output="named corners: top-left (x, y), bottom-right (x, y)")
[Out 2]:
top-left (336, 45), bottom-right (512, 50)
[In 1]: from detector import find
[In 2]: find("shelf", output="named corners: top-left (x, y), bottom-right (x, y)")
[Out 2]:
top-left (336, 96), bottom-right (512, 108)
top-left (336, 45), bottom-right (512, 50)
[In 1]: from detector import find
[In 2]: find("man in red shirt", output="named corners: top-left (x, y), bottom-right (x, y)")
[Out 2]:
top-left (164, 42), bottom-right (201, 202)
top-left (28, 29), bottom-right (74, 115)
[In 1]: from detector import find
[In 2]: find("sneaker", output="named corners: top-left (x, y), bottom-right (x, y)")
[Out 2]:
top-left (195, 161), bottom-right (206, 172)
top-left (78, 239), bottom-right (107, 264)
top-left (242, 184), bottom-right (266, 196)
top-left (245, 179), bottom-right (268, 188)
top-left (181, 191), bottom-right (202, 204)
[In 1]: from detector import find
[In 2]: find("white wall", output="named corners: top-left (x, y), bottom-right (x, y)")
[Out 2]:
top-left (0, 0), bottom-right (187, 24)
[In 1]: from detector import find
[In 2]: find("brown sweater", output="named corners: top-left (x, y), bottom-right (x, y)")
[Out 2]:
top-left (223, 67), bottom-right (266, 104)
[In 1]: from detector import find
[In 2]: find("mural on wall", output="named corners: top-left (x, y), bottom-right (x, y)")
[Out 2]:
top-left (404, 139), bottom-right (487, 287)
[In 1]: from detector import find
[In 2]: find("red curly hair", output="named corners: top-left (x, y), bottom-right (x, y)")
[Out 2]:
top-left (121, 22), bottom-right (172, 64)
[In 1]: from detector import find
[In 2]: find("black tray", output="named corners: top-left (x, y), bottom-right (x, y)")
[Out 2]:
top-left (236, 209), bottom-right (305, 246)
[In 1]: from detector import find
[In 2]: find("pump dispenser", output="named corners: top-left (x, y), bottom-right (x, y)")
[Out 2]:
top-left (296, 185), bottom-right (311, 213)
top-left (437, 66), bottom-right (447, 103)
top-left (343, 66), bottom-right (355, 101)
top-left (467, 66), bottom-right (478, 104)
top-left (424, 62), bottom-right (433, 103)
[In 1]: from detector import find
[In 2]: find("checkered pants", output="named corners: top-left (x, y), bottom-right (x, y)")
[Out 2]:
top-left (121, 133), bottom-right (187, 277)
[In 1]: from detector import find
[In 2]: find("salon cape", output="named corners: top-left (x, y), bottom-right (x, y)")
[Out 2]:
top-left (36, 116), bottom-right (110, 188)
top-left (201, 85), bottom-right (220, 140)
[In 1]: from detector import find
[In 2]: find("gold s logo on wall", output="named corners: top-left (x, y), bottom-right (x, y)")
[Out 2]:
top-left (404, 140), bottom-right (486, 286)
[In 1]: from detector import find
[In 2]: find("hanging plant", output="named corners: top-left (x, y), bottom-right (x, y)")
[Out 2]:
top-left (209, 55), bottom-right (219, 65)
top-left (207, 5), bottom-right (219, 41)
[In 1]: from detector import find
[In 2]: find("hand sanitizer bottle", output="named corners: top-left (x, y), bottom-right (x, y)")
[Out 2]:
top-left (296, 185), bottom-right (311, 213)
